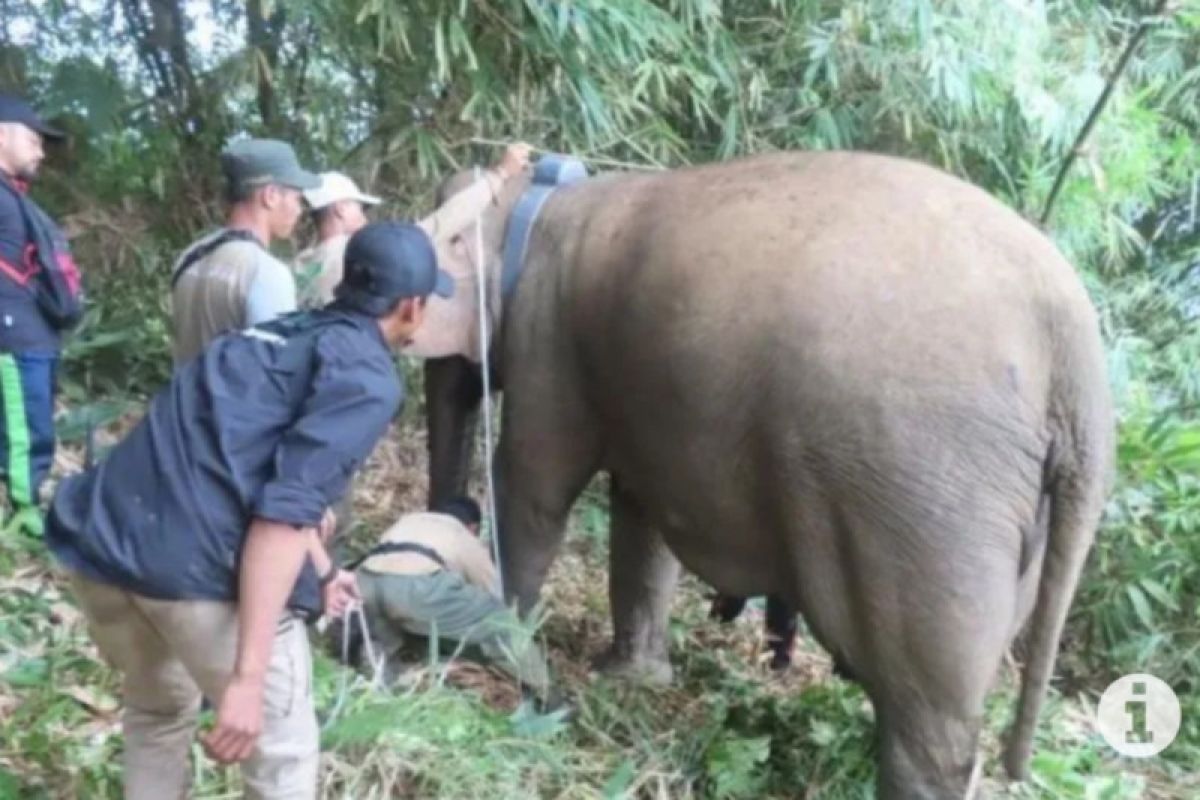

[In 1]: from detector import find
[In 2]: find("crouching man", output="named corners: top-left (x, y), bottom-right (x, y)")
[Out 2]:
top-left (343, 497), bottom-right (550, 696)
top-left (45, 221), bottom-right (452, 800)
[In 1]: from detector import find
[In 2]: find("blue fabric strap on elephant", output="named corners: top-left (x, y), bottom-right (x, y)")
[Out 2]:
top-left (500, 154), bottom-right (588, 302)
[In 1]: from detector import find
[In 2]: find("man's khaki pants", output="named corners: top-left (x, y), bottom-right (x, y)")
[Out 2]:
top-left (69, 573), bottom-right (319, 800)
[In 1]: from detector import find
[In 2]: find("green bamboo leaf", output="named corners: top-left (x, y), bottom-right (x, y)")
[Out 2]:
top-left (1139, 578), bottom-right (1180, 612)
top-left (1126, 585), bottom-right (1154, 629)
top-left (434, 15), bottom-right (449, 83)
top-left (448, 18), bottom-right (478, 72)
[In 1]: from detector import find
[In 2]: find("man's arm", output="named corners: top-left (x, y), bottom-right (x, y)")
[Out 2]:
top-left (417, 143), bottom-right (531, 247)
top-left (202, 518), bottom-right (309, 764)
top-left (416, 173), bottom-right (503, 248)
top-left (238, 520), bottom-right (310, 676)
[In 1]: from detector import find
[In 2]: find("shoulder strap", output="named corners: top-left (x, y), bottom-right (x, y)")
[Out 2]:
top-left (348, 541), bottom-right (448, 572)
top-left (171, 229), bottom-right (263, 289)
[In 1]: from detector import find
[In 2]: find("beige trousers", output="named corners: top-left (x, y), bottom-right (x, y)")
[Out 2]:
top-left (69, 573), bottom-right (319, 800)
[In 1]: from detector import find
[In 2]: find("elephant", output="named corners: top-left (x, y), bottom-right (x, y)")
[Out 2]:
top-left (420, 150), bottom-right (1114, 798)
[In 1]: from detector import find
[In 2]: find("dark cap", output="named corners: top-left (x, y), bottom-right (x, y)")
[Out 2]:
top-left (0, 94), bottom-right (65, 140)
top-left (220, 138), bottom-right (320, 193)
top-left (335, 222), bottom-right (455, 315)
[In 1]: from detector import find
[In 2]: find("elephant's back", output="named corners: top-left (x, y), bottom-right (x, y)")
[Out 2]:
top-left (564, 150), bottom-right (1089, 320)
top-left (555, 151), bottom-right (1096, 419)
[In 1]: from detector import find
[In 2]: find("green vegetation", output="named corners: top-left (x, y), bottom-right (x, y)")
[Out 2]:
top-left (2, 1), bottom-right (1198, 797)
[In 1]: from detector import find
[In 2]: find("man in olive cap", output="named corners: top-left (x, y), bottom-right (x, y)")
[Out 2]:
top-left (170, 138), bottom-right (319, 365)
top-left (48, 221), bottom-right (452, 799)
top-left (0, 93), bottom-right (83, 537)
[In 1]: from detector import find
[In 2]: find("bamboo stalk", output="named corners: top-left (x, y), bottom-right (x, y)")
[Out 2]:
top-left (1039, 0), bottom-right (1174, 226)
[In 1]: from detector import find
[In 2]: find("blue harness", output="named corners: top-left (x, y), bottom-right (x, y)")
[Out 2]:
top-left (499, 154), bottom-right (589, 303)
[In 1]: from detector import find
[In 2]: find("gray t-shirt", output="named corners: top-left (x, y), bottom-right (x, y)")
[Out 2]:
top-left (170, 229), bottom-right (297, 365)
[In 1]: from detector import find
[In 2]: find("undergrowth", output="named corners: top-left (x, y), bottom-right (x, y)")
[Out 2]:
top-left (1, 426), bottom-right (1195, 799)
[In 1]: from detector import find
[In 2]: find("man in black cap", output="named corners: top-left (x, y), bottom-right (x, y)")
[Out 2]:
top-left (46, 221), bottom-right (450, 799)
top-left (171, 138), bottom-right (320, 365)
top-left (0, 93), bottom-right (82, 538)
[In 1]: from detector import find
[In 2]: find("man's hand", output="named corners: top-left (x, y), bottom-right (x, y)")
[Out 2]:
top-left (202, 675), bottom-right (265, 764)
top-left (323, 569), bottom-right (361, 619)
top-left (495, 142), bottom-right (532, 180)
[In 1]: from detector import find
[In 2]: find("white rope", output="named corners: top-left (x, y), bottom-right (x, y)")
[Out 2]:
top-left (323, 604), bottom-right (384, 730)
top-left (473, 166), bottom-right (504, 599)
top-left (357, 605), bottom-right (383, 685)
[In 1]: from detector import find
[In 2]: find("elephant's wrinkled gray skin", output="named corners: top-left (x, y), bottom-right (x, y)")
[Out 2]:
top-left (431, 151), bottom-right (1114, 799)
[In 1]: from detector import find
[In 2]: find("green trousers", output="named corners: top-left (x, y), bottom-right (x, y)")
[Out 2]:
top-left (357, 569), bottom-right (549, 691)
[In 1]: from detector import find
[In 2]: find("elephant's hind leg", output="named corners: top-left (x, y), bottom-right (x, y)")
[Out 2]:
top-left (868, 559), bottom-right (1016, 800)
top-left (875, 699), bottom-right (983, 800)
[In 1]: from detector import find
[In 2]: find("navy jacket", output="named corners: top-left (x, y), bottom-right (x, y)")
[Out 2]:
top-left (47, 308), bottom-right (402, 615)
top-left (0, 173), bottom-right (82, 352)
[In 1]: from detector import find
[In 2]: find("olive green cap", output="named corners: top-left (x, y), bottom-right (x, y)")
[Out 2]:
top-left (220, 138), bottom-right (320, 193)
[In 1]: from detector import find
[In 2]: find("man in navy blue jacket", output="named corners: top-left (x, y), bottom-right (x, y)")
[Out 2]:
top-left (0, 93), bottom-right (83, 537)
top-left (47, 222), bottom-right (449, 799)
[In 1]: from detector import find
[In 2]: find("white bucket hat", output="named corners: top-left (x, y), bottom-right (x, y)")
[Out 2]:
top-left (303, 171), bottom-right (382, 209)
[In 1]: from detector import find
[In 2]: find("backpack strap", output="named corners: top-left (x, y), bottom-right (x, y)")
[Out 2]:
top-left (347, 541), bottom-right (448, 572)
top-left (0, 177), bottom-right (84, 329)
top-left (171, 229), bottom-right (263, 289)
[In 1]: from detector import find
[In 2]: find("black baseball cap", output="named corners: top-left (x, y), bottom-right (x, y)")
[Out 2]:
top-left (335, 222), bottom-right (455, 315)
top-left (0, 94), bottom-right (65, 140)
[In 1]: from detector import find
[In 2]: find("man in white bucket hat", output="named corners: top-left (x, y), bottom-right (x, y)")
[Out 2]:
top-left (295, 171), bottom-right (381, 307)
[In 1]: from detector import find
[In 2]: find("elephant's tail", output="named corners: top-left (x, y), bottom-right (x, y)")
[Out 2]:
top-left (1003, 332), bottom-right (1113, 781)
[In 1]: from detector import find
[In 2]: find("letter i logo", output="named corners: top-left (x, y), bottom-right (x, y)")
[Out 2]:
top-left (1125, 681), bottom-right (1152, 744)
top-left (1097, 673), bottom-right (1180, 757)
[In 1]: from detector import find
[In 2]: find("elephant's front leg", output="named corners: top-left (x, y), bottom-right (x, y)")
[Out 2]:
top-left (496, 386), bottom-right (601, 615)
top-left (424, 356), bottom-right (484, 509)
top-left (595, 479), bottom-right (680, 685)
